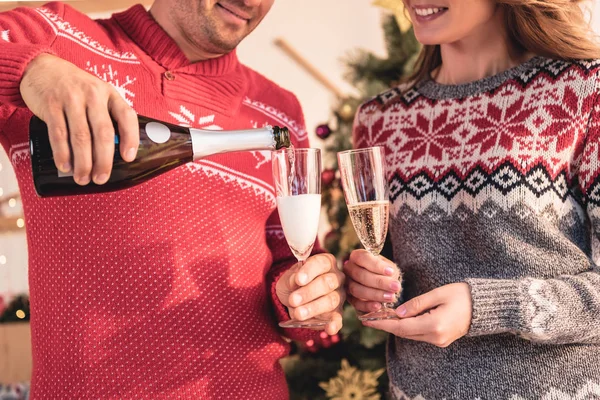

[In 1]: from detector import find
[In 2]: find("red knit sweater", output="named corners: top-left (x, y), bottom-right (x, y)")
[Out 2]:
top-left (0, 3), bottom-right (318, 399)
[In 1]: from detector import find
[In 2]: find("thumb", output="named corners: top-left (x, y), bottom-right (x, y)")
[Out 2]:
top-left (275, 269), bottom-right (299, 307)
top-left (395, 289), bottom-right (442, 318)
top-left (287, 272), bottom-right (298, 291)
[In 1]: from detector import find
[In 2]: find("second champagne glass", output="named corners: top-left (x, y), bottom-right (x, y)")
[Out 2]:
top-left (272, 148), bottom-right (327, 328)
top-left (338, 146), bottom-right (399, 321)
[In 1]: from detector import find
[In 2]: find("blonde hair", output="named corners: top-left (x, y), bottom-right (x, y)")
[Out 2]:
top-left (406, 0), bottom-right (600, 85)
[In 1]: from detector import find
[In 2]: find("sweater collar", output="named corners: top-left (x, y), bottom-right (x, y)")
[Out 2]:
top-left (416, 56), bottom-right (546, 100)
top-left (113, 4), bottom-right (239, 75)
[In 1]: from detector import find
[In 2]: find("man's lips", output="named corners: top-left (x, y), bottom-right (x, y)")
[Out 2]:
top-left (216, 3), bottom-right (251, 21)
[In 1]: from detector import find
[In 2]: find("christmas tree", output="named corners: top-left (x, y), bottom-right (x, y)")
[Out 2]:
top-left (282, 4), bottom-right (420, 399)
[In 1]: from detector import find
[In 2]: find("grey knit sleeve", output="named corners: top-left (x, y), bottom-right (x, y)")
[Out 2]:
top-left (465, 270), bottom-right (600, 344)
top-left (465, 74), bottom-right (600, 344)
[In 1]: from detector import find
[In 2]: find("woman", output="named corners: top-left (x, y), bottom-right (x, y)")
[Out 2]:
top-left (343, 0), bottom-right (600, 398)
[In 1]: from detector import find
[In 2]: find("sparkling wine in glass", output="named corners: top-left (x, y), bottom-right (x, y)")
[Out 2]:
top-left (338, 146), bottom-right (398, 321)
top-left (272, 148), bottom-right (327, 328)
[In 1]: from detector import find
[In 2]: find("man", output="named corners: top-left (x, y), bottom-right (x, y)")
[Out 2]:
top-left (0, 1), bottom-right (345, 398)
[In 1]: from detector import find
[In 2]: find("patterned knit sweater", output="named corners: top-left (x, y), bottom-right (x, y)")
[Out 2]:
top-left (353, 57), bottom-right (600, 399)
top-left (0, 3), bottom-right (318, 399)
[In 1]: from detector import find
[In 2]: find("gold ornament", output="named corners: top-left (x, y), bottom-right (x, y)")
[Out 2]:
top-left (0, 193), bottom-right (24, 233)
top-left (319, 359), bottom-right (385, 400)
top-left (338, 102), bottom-right (356, 122)
top-left (372, 0), bottom-right (412, 33)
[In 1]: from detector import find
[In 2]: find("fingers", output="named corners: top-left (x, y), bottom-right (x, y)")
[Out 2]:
top-left (275, 254), bottom-right (338, 309)
top-left (349, 249), bottom-right (400, 279)
top-left (363, 311), bottom-right (456, 347)
top-left (20, 54), bottom-right (138, 185)
top-left (108, 92), bottom-right (138, 162)
top-left (324, 311), bottom-right (343, 335)
top-left (347, 294), bottom-right (382, 314)
top-left (364, 312), bottom-right (435, 338)
top-left (44, 109), bottom-right (71, 173)
top-left (396, 289), bottom-right (442, 318)
top-left (344, 260), bottom-right (401, 293)
top-left (295, 253), bottom-right (337, 286)
top-left (288, 288), bottom-right (345, 322)
top-left (288, 272), bottom-right (343, 308)
top-left (87, 99), bottom-right (115, 185)
top-left (65, 102), bottom-right (93, 185)
top-left (347, 279), bottom-right (397, 304)
top-left (302, 311), bottom-right (343, 335)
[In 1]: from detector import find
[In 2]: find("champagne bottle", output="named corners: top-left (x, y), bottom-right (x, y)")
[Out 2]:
top-left (29, 115), bottom-right (291, 197)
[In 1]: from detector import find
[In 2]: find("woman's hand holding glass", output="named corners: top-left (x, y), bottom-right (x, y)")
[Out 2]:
top-left (344, 249), bottom-right (402, 314)
top-left (346, 252), bottom-right (473, 348)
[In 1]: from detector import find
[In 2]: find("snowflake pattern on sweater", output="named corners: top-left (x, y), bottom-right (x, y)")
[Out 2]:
top-left (354, 57), bottom-right (600, 399)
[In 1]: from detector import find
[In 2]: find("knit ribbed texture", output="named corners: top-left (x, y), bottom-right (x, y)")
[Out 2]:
top-left (113, 5), bottom-right (245, 116)
top-left (466, 278), bottom-right (524, 336)
top-left (0, 2), bottom-right (316, 399)
top-left (354, 57), bottom-right (600, 399)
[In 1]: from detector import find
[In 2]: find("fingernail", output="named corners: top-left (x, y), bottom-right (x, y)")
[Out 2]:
top-left (94, 173), bottom-right (108, 184)
top-left (383, 292), bottom-right (395, 301)
top-left (297, 272), bottom-right (308, 285)
top-left (126, 147), bottom-right (137, 161)
top-left (396, 306), bottom-right (407, 317)
top-left (290, 293), bottom-right (302, 306)
top-left (373, 303), bottom-right (382, 310)
top-left (76, 175), bottom-right (90, 185)
top-left (390, 281), bottom-right (401, 291)
top-left (298, 308), bottom-right (308, 318)
top-left (61, 162), bottom-right (71, 173)
top-left (384, 266), bottom-right (394, 276)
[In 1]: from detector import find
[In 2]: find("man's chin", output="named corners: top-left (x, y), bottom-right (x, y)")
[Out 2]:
top-left (209, 35), bottom-right (244, 53)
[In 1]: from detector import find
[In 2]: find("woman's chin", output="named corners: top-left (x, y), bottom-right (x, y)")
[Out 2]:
top-left (414, 36), bottom-right (443, 46)
top-left (413, 30), bottom-right (448, 46)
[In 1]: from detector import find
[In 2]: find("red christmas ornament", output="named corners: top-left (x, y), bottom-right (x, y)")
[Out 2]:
top-left (321, 169), bottom-right (336, 186)
top-left (315, 332), bottom-right (342, 349)
top-left (304, 339), bottom-right (318, 353)
top-left (316, 124), bottom-right (332, 140)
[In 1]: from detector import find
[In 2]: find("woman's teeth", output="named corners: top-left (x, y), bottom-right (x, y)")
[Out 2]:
top-left (414, 7), bottom-right (446, 16)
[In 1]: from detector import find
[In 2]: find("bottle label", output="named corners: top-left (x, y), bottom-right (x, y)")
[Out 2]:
top-left (145, 122), bottom-right (171, 144)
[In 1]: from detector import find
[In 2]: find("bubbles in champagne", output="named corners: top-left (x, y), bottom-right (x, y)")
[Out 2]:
top-left (347, 200), bottom-right (389, 255)
top-left (286, 144), bottom-right (295, 192)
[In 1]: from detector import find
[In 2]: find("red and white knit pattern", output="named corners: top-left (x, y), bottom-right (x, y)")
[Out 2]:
top-left (354, 57), bottom-right (600, 399)
top-left (355, 58), bottom-right (600, 221)
top-left (0, 3), bottom-right (317, 399)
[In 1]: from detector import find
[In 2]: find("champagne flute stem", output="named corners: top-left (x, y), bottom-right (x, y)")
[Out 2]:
top-left (296, 258), bottom-right (306, 285)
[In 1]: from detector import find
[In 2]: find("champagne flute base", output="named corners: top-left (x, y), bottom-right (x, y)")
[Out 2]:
top-left (358, 307), bottom-right (399, 321)
top-left (279, 318), bottom-right (328, 328)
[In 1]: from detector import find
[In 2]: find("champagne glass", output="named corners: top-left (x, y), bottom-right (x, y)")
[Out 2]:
top-left (272, 148), bottom-right (327, 328)
top-left (338, 146), bottom-right (398, 321)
